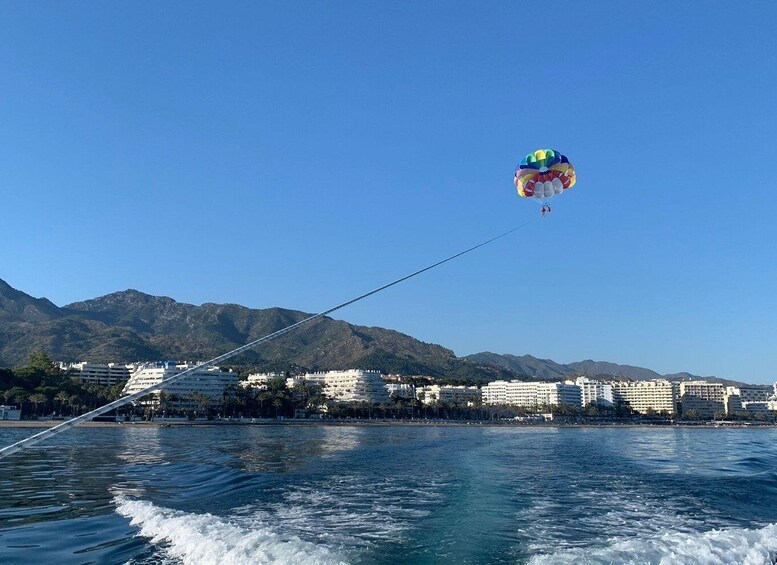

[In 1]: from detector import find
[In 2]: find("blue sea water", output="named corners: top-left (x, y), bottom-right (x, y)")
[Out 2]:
top-left (1, 425), bottom-right (777, 564)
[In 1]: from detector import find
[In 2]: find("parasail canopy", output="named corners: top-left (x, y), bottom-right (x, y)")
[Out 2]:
top-left (514, 148), bottom-right (576, 201)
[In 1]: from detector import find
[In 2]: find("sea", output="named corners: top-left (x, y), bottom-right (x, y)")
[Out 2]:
top-left (1, 424), bottom-right (776, 564)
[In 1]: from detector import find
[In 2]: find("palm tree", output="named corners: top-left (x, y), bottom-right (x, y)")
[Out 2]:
top-left (394, 398), bottom-right (405, 419)
top-left (379, 401), bottom-right (392, 420)
top-left (29, 393), bottom-right (47, 417)
top-left (55, 391), bottom-right (70, 416)
top-left (3, 387), bottom-right (26, 407)
top-left (417, 391), bottom-right (426, 418)
top-left (196, 394), bottom-right (210, 417)
top-left (273, 397), bottom-right (283, 418)
top-left (166, 394), bottom-right (180, 416)
top-left (428, 394), bottom-right (438, 419)
top-left (258, 391), bottom-right (270, 417)
top-left (158, 391), bottom-right (169, 417)
top-left (68, 395), bottom-right (80, 416)
top-left (472, 397), bottom-right (483, 421)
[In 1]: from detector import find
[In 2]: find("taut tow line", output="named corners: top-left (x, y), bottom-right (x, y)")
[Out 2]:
top-left (0, 221), bottom-right (531, 458)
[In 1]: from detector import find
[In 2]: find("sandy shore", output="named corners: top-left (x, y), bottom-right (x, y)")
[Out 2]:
top-left (0, 420), bottom-right (150, 428)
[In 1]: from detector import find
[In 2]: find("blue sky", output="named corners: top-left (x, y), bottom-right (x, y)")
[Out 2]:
top-left (1, 2), bottom-right (776, 382)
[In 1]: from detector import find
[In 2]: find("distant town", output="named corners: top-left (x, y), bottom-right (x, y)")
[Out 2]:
top-left (2, 353), bottom-right (776, 425)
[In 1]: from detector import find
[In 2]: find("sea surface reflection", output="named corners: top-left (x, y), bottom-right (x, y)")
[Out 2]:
top-left (1, 425), bottom-right (777, 564)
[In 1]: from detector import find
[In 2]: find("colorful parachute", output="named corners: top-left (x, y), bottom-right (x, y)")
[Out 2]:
top-left (514, 148), bottom-right (576, 200)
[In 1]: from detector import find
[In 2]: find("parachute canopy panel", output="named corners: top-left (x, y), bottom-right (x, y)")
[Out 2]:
top-left (514, 148), bottom-right (576, 200)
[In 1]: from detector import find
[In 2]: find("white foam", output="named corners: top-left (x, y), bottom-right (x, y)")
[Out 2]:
top-left (232, 473), bottom-right (446, 552)
top-left (114, 496), bottom-right (347, 565)
top-left (529, 522), bottom-right (777, 565)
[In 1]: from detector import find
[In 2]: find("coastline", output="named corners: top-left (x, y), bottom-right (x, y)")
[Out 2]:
top-left (1, 419), bottom-right (775, 429)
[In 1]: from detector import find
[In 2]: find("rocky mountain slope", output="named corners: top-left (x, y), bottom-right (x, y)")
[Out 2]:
top-left (1, 278), bottom-right (739, 384)
top-left (0, 279), bottom-right (514, 382)
top-left (463, 352), bottom-right (738, 385)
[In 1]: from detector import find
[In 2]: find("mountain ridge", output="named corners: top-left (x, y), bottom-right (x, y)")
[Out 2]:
top-left (463, 352), bottom-right (743, 386)
top-left (0, 277), bottom-right (743, 385)
top-left (0, 279), bottom-right (516, 383)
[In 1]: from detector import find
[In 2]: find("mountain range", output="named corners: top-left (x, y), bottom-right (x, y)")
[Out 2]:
top-left (462, 352), bottom-right (738, 385)
top-left (0, 277), bottom-right (738, 384)
top-left (0, 278), bottom-right (516, 382)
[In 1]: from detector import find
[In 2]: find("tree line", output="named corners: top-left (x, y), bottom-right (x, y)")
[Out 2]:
top-left (0, 352), bottom-right (126, 417)
top-left (2, 352), bottom-right (774, 423)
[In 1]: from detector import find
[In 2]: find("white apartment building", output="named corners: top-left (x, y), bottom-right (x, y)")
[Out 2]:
top-left (610, 380), bottom-right (676, 414)
top-left (723, 385), bottom-right (773, 414)
top-left (679, 381), bottom-right (725, 418)
top-left (386, 383), bottom-right (415, 399)
top-left (737, 386), bottom-right (772, 403)
top-left (416, 385), bottom-right (481, 405)
top-left (481, 381), bottom-right (581, 408)
top-left (122, 362), bottom-right (239, 410)
top-left (241, 372), bottom-right (285, 389)
top-left (741, 401), bottom-right (770, 413)
top-left (286, 376), bottom-right (309, 389)
top-left (60, 362), bottom-right (132, 386)
top-left (574, 377), bottom-right (614, 407)
top-left (303, 369), bottom-right (389, 404)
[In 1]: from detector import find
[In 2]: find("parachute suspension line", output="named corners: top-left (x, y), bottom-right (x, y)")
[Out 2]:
top-left (0, 221), bottom-right (533, 458)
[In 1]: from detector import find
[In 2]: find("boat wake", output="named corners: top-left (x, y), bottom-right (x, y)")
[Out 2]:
top-left (114, 496), bottom-right (347, 565)
top-left (529, 521), bottom-right (777, 565)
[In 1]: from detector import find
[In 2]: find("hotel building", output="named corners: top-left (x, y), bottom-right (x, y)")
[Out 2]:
top-left (679, 381), bottom-right (725, 418)
top-left (416, 385), bottom-right (481, 405)
top-left (610, 379), bottom-right (676, 414)
top-left (122, 361), bottom-right (239, 410)
top-left (573, 377), bottom-right (614, 407)
top-left (241, 372), bottom-right (285, 389)
top-left (723, 385), bottom-right (773, 414)
top-left (386, 383), bottom-right (415, 399)
top-left (60, 362), bottom-right (132, 386)
top-left (303, 369), bottom-right (389, 403)
top-left (481, 381), bottom-right (581, 408)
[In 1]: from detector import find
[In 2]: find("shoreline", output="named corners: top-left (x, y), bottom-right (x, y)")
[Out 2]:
top-left (1, 419), bottom-right (775, 429)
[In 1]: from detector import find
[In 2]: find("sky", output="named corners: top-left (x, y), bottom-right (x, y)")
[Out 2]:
top-left (1, 1), bottom-right (776, 382)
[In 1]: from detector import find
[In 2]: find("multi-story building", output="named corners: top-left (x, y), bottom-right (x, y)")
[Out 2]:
top-left (679, 381), bottom-right (725, 418)
top-left (60, 362), bottom-right (132, 386)
top-left (724, 390), bottom-right (742, 415)
top-left (286, 376), bottom-right (309, 389)
top-left (122, 361), bottom-right (239, 410)
top-left (539, 383), bottom-right (582, 407)
top-left (241, 372), bottom-right (285, 389)
top-left (481, 381), bottom-right (581, 408)
top-left (724, 385), bottom-right (773, 414)
top-left (416, 385), bottom-right (481, 405)
top-left (303, 369), bottom-right (389, 403)
top-left (741, 401), bottom-right (770, 414)
top-left (610, 380), bottom-right (676, 414)
top-left (386, 383), bottom-right (415, 399)
top-left (574, 377), bottom-right (614, 407)
top-left (481, 380), bottom-right (510, 405)
top-left (737, 386), bottom-right (773, 403)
